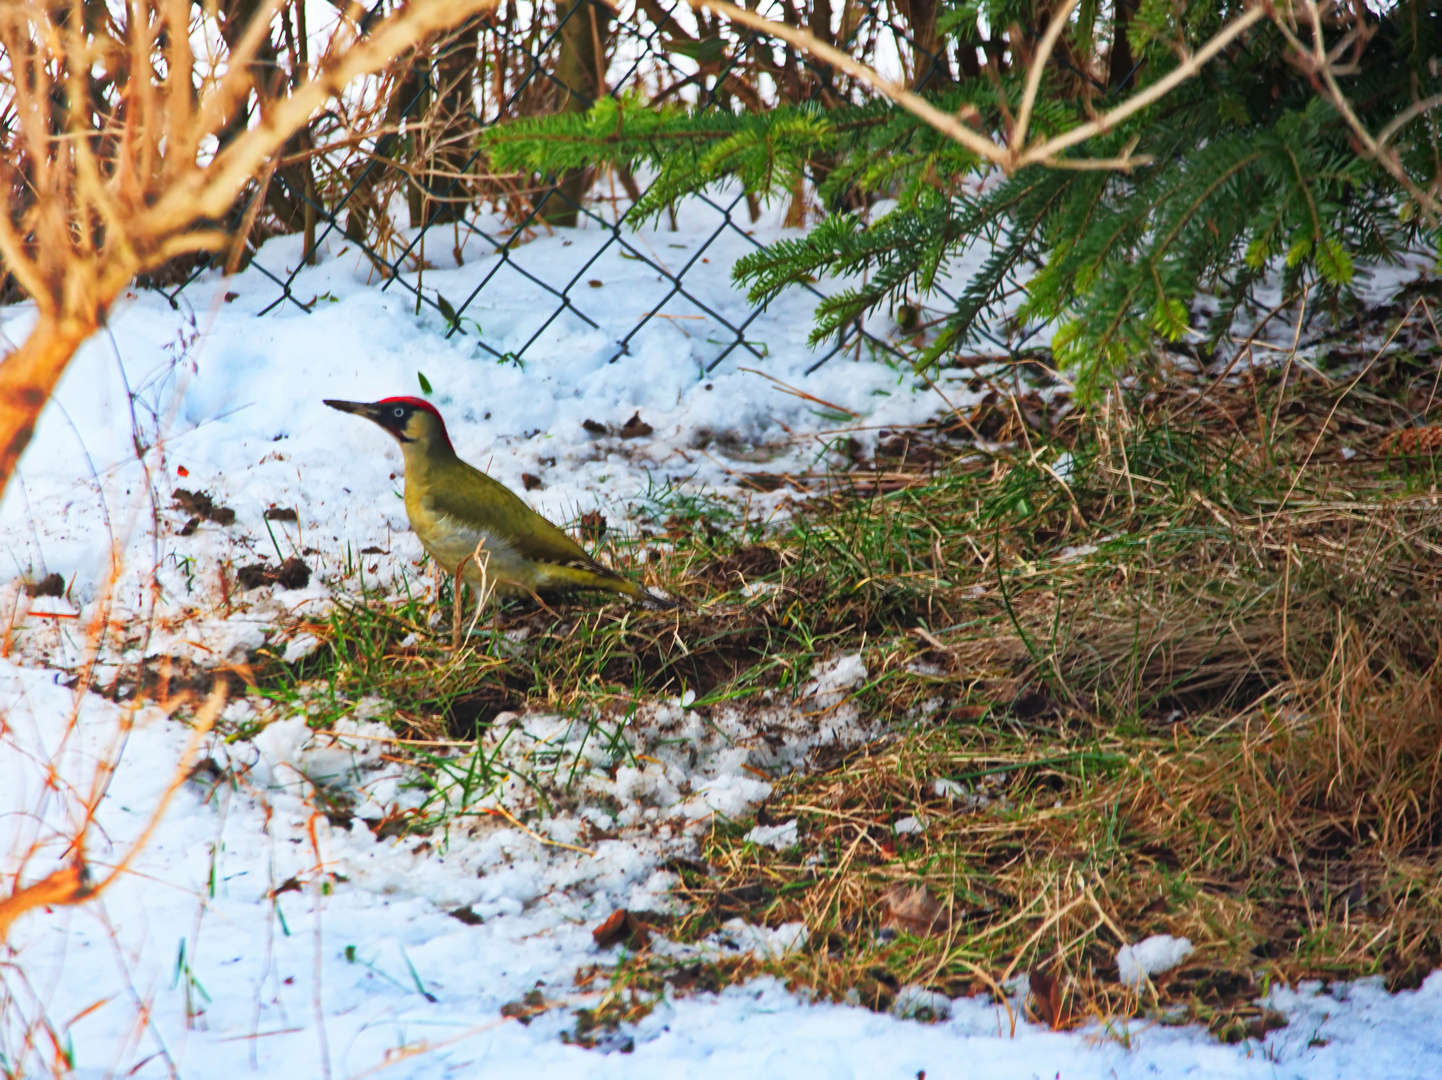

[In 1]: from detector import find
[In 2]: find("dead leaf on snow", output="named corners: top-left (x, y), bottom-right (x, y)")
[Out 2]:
top-left (500, 987), bottom-right (549, 1025)
top-left (592, 909), bottom-right (652, 950)
top-left (619, 411), bottom-right (654, 439)
top-left (235, 557), bottom-right (311, 591)
top-left (173, 488), bottom-right (235, 526)
top-left (578, 510), bottom-right (607, 543)
top-left (23, 572), bottom-right (64, 598)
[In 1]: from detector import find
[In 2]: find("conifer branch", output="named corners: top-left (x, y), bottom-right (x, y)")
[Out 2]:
top-left (688, 0), bottom-right (1261, 172)
top-left (688, 0), bottom-right (1006, 165)
top-left (1270, 0), bottom-right (1442, 217)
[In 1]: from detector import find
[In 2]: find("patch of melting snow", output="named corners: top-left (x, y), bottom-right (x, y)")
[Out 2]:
top-left (745, 819), bottom-right (800, 849)
top-left (1117, 934), bottom-right (1196, 987)
top-left (21, 595), bottom-right (78, 617)
top-left (892, 983), bottom-right (953, 1021)
top-left (709, 918), bottom-right (809, 959)
top-left (803, 652), bottom-right (868, 709)
top-left (142, 611), bottom-right (274, 664)
top-left (280, 630), bottom-right (320, 663)
top-left (934, 777), bottom-right (994, 811)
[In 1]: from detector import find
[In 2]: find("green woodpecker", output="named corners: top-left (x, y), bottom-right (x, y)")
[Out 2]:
top-left (324, 397), bottom-right (672, 607)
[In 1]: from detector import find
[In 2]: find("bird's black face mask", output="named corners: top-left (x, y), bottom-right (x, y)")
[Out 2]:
top-left (324, 396), bottom-right (451, 449)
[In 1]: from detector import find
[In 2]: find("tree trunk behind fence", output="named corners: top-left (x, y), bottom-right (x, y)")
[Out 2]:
top-left (538, 0), bottom-right (612, 226)
top-left (422, 29), bottom-right (481, 225)
top-left (894, 0), bottom-right (954, 88)
top-left (402, 61), bottom-right (433, 228)
top-left (216, 0), bottom-right (315, 236)
top-left (1109, 0), bottom-right (1137, 91)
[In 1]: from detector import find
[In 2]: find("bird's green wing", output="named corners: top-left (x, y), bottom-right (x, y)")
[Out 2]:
top-left (428, 461), bottom-right (613, 571)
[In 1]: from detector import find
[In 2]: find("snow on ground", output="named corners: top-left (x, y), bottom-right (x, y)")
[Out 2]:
top-left (0, 195), bottom-right (971, 614)
top-left (6, 655), bottom-right (1442, 1079)
top-left (3, 198), bottom-right (1442, 1077)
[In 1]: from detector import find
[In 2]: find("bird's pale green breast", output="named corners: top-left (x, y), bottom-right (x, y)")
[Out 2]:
top-left (400, 443), bottom-right (607, 581)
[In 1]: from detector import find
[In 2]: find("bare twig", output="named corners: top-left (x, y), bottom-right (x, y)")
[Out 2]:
top-left (1378, 93), bottom-right (1442, 147)
top-left (1270, 0), bottom-right (1442, 218)
top-left (687, 0), bottom-right (1264, 171)
top-left (687, 0), bottom-right (1005, 164)
top-left (1013, 0), bottom-right (1083, 152)
top-left (1025, 7), bottom-right (1266, 162)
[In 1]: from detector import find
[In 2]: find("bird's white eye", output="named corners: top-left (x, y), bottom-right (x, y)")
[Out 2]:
top-left (392, 407), bottom-right (406, 418)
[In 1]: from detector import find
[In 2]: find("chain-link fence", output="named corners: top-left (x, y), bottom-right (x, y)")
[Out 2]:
top-left (153, 0), bottom-right (975, 374)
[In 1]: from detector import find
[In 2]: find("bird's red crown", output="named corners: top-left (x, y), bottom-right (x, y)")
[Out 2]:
top-left (376, 396), bottom-right (453, 451)
top-left (376, 395), bottom-right (445, 422)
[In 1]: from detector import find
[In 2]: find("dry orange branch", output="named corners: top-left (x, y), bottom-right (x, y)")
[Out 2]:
top-left (0, 682), bottom-right (227, 942)
top-left (0, 860), bottom-right (91, 942)
top-left (0, 0), bottom-right (501, 498)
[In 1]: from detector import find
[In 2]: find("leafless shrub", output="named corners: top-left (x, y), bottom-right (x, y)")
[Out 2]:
top-left (0, 0), bottom-right (502, 499)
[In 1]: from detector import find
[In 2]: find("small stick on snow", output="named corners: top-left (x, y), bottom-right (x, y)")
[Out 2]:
top-left (452, 561), bottom-right (466, 651)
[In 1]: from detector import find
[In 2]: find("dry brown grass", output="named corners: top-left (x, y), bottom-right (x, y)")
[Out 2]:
top-left (659, 626), bottom-right (1442, 1036)
top-left (467, 298), bottom-right (1442, 1036)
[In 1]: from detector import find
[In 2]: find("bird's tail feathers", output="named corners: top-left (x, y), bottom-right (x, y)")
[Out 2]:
top-left (533, 562), bottom-right (678, 608)
top-left (638, 588), bottom-right (679, 610)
